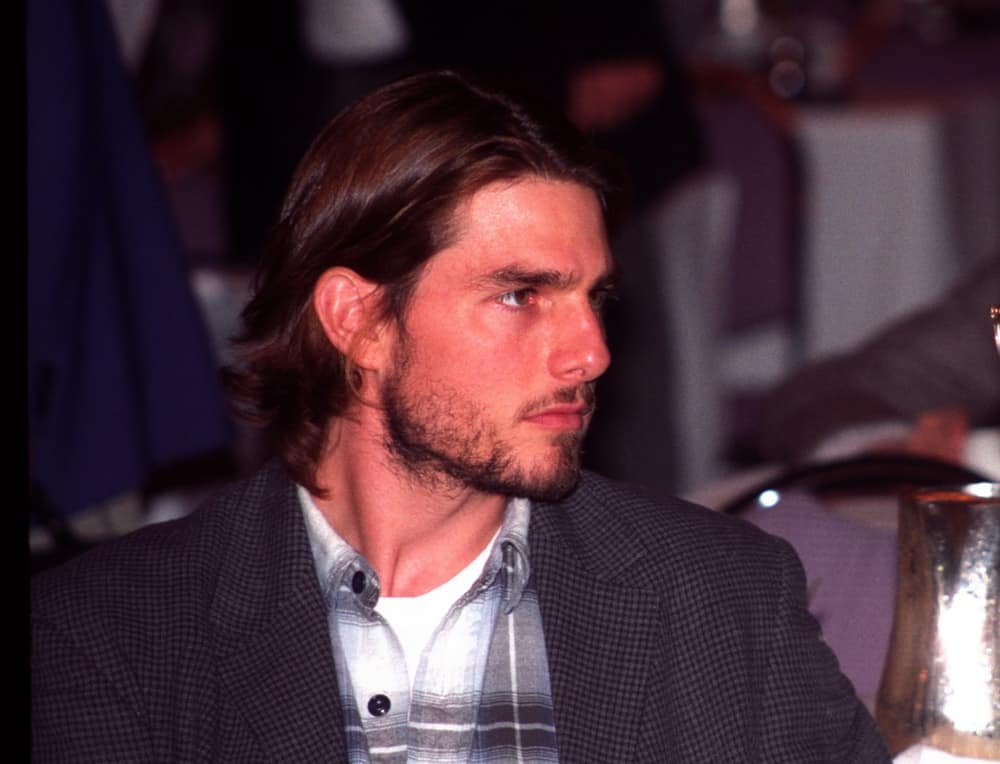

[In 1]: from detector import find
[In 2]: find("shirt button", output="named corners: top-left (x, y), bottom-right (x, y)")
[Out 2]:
top-left (367, 694), bottom-right (391, 716)
top-left (351, 571), bottom-right (366, 594)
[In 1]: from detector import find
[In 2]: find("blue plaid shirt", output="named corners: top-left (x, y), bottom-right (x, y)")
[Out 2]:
top-left (300, 488), bottom-right (559, 763)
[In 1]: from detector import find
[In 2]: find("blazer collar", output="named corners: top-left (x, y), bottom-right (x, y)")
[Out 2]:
top-left (208, 466), bottom-right (662, 761)
top-left (531, 474), bottom-right (663, 761)
top-left (211, 463), bottom-right (348, 762)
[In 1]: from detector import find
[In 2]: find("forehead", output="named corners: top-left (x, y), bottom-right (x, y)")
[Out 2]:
top-left (422, 177), bottom-right (612, 285)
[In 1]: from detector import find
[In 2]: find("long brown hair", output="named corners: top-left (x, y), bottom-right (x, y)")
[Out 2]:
top-left (223, 70), bottom-right (619, 493)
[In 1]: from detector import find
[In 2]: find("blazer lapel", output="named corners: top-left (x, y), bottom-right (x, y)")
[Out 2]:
top-left (531, 488), bottom-right (662, 762)
top-left (211, 464), bottom-right (348, 762)
top-left (217, 582), bottom-right (347, 762)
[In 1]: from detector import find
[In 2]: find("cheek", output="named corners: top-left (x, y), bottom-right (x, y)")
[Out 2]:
top-left (404, 298), bottom-right (546, 387)
top-left (405, 333), bottom-right (539, 406)
top-left (429, 339), bottom-right (520, 384)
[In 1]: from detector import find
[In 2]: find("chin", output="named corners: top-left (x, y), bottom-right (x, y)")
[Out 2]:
top-left (464, 467), bottom-right (580, 503)
top-left (518, 468), bottom-right (582, 502)
top-left (484, 442), bottom-right (583, 502)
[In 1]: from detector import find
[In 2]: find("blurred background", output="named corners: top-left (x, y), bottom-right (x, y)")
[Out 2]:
top-left (30, 0), bottom-right (999, 571)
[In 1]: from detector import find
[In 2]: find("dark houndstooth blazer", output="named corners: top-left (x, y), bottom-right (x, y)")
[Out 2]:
top-left (32, 463), bottom-right (891, 762)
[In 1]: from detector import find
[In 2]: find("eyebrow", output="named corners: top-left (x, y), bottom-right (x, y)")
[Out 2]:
top-left (475, 263), bottom-right (619, 292)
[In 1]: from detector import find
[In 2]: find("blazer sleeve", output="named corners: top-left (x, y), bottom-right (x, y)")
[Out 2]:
top-left (760, 537), bottom-right (892, 762)
top-left (32, 613), bottom-right (154, 763)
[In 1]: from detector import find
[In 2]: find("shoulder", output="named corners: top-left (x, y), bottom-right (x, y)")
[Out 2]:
top-left (534, 472), bottom-right (890, 761)
top-left (537, 470), bottom-right (797, 588)
top-left (32, 462), bottom-right (302, 644)
top-left (31, 463), bottom-right (335, 760)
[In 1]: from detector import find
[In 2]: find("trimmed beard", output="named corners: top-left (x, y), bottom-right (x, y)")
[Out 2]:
top-left (381, 344), bottom-right (591, 502)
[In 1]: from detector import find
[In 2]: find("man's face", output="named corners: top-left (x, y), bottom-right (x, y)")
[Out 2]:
top-left (379, 178), bottom-right (614, 501)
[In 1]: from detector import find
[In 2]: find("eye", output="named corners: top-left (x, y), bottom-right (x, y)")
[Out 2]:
top-left (588, 287), bottom-right (616, 311)
top-left (497, 288), bottom-right (536, 308)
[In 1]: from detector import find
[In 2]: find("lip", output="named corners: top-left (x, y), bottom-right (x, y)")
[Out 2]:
top-left (523, 403), bottom-right (592, 431)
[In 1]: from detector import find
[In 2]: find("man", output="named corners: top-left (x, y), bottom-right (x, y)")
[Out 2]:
top-left (32, 71), bottom-right (890, 762)
top-left (754, 257), bottom-right (1000, 464)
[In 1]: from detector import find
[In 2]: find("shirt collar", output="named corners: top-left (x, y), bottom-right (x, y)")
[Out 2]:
top-left (298, 487), bottom-right (532, 613)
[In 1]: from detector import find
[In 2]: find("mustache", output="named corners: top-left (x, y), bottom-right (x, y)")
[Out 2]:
top-left (517, 384), bottom-right (597, 420)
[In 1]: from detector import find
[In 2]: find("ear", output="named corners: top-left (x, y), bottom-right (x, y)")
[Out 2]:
top-left (312, 267), bottom-right (390, 370)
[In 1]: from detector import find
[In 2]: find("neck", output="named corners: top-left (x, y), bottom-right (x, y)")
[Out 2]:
top-left (310, 408), bottom-right (507, 597)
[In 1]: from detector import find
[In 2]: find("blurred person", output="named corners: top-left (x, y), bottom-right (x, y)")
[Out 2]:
top-left (754, 257), bottom-right (1000, 465)
top-left (32, 71), bottom-right (888, 762)
top-left (398, 0), bottom-right (702, 207)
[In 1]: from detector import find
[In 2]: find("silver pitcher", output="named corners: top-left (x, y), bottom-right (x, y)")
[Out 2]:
top-left (876, 483), bottom-right (1000, 759)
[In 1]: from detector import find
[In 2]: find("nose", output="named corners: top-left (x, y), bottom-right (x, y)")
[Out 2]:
top-left (549, 300), bottom-right (611, 383)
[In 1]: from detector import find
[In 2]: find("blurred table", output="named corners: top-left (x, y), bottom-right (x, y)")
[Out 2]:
top-left (796, 94), bottom-right (1000, 359)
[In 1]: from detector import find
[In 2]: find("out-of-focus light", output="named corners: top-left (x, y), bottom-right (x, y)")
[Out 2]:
top-left (757, 489), bottom-right (780, 509)
top-left (721, 0), bottom-right (760, 37)
top-left (966, 482), bottom-right (998, 499)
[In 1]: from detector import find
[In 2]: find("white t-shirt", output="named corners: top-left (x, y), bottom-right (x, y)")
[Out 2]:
top-left (376, 529), bottom-right (499, 691)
